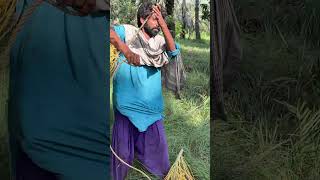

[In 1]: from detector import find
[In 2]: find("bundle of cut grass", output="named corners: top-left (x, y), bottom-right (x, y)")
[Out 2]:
top-left (110, 44), bottom-right (120, 79)
top-left (164, 149), bottom-right (195, 180)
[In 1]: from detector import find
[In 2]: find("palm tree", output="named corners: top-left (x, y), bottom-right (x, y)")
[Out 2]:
top-left (181, 0), bottom-right (187, 39)
top-left (165, 0), bottom-right (175, 38)
top-left (195, 0), bottom-right (201, 40)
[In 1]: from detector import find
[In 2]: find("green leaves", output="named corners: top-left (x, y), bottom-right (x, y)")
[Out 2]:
top-left (111, 0), bottom-right (137, 25)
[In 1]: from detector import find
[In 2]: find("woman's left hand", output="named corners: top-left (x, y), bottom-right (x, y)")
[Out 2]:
top-left (152, 4), bottom-right (167, 29)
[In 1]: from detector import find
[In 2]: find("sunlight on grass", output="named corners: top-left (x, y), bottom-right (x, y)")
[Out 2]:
top-left (179, 45), bottom-right (210, 54)
top-left (162, 38), bottom-right (210, 179)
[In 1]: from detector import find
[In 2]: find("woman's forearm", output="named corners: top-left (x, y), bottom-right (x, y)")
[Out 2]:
top-left (110, 28), bottom-right (140, 66)
top-left (161, 24), bottom-right (176, 51)
top-left (110, 28), bottom-right (130, 55)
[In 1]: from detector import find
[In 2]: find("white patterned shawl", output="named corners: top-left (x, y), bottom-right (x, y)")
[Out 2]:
top-left (123, 24), bottom-right (169, 67)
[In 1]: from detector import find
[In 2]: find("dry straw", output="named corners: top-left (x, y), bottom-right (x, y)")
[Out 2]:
top-left (164, 149), bottom-right (195, 180)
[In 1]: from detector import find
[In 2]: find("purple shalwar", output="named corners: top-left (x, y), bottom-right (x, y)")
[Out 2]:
top-left (111, 110), bottom-right (170, 180)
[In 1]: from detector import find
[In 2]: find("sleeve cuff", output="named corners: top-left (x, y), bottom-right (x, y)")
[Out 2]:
top-left (167, 43), bottom-right (181, 58)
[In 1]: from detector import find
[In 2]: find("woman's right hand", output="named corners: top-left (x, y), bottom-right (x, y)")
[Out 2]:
top-left (124, 50), bottom-right (141, 66)
top-left (110, 28), bottom-right (140, 66)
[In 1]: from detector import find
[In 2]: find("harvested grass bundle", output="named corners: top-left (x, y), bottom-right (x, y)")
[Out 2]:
top-left (110, 44), bottom-right (120, 79)
top-left (164, 149), bottom-right (195, 180)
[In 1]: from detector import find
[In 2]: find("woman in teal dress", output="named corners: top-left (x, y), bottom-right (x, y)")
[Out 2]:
top-left (8, 0), bottom-right (110, 179)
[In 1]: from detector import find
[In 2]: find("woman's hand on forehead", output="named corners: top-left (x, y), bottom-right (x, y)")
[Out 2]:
top-left (152, 4), bottom-right (166, 27)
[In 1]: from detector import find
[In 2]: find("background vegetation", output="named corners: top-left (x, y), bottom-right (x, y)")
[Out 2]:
top-left (213, 0), bottom-right (320, 179)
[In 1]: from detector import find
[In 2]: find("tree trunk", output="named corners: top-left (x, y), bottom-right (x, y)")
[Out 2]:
top-left (195, 0), bottom-right (201, 40)
top-left (165, 0), bottom-right (175, 38)
top-left (181, 0), bottom-right (187, 39)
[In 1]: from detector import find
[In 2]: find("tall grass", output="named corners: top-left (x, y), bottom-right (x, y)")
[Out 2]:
top-left (214, 67), bottom-right (320, 178)
top-left (213, 21), bottom-right (320, 178)
top-left (214, 2), bottom-right (320, 177)
top-left (233, 0), bottom-right (320, 46)
top-left (213, 110), bottom-right (320, 179)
